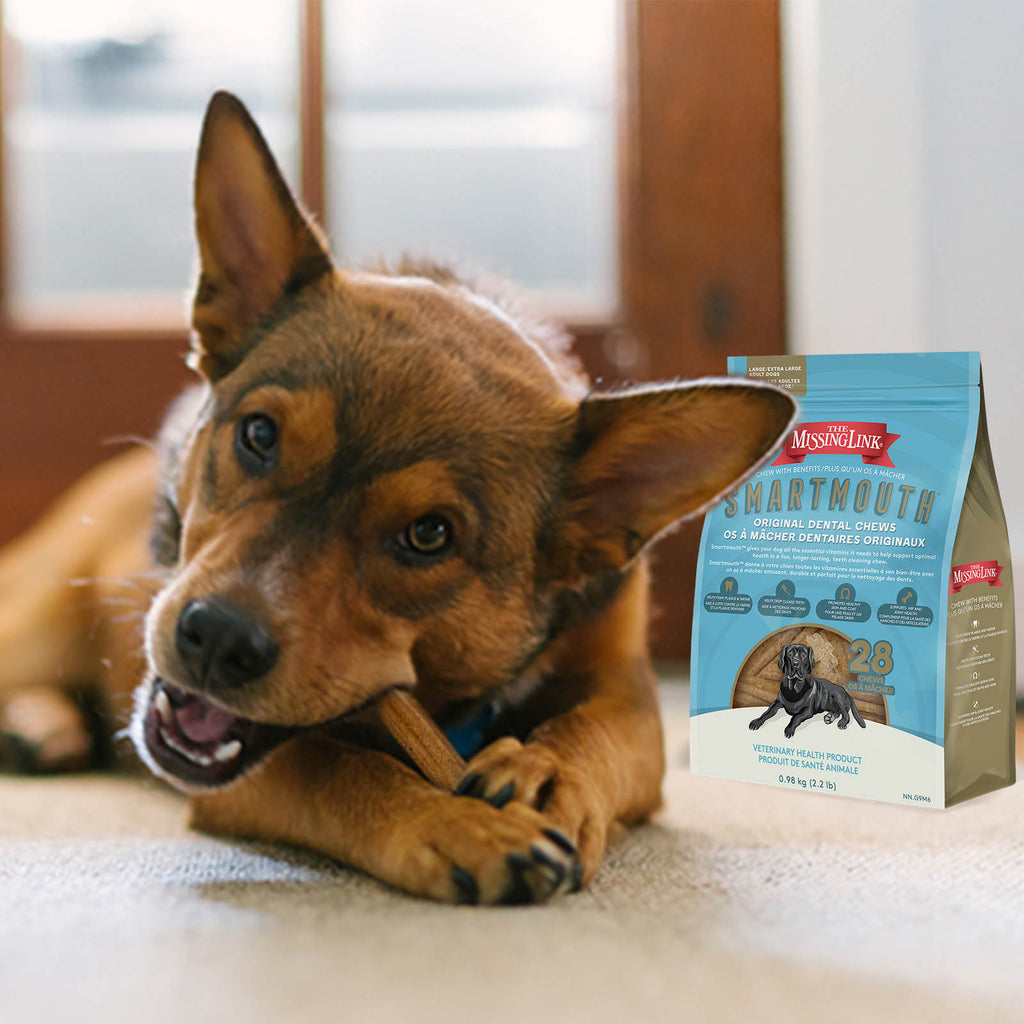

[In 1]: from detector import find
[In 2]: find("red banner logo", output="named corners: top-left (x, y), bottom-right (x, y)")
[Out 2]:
top-left (949, 560), bottom-right (1004, 594)
top-left (772, 421), bottom-right (900, 467)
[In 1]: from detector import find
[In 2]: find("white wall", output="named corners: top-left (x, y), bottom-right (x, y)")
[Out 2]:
top-left (782, 0), bottom-right (1024, 687)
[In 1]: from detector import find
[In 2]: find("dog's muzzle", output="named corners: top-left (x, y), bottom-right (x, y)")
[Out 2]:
top-left (140, 678), bottom-right (299, 789)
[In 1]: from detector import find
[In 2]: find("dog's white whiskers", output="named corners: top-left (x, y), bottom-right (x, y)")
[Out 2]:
top-left (101, 434), bottom-right (157, 452)
top-left (70, 574), bottom-right (158, 594)
top-left (107, 612), bottom-right (147, 625)
top-left (95, 596), bottom-right (145, 608)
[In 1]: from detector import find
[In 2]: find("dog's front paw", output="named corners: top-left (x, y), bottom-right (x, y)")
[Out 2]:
top-left (455, 737), bottom-right (606, 887)
top-left (1, 690), bottom-right (94, 773)
top-left (784, 722), bottom-right (798, 739)
top-left (455, 737), bottom-right (559, 808)
top-left (749, 718), bottom-right (764, 731)
top-left (188, 751), bottom-right (580, 906)
top-left (411, 796), bottom-right (580, 905)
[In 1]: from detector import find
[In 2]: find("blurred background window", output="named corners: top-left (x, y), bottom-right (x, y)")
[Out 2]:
top-left (2, 0), bottom-right (617, 323)
top-left (3, 0), bottom-right (298, 321)
top-left (325, 0), bottom-right (618, 318)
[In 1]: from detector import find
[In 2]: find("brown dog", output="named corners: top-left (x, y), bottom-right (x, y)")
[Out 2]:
top-left (0, 92), bottom-right (796, 903)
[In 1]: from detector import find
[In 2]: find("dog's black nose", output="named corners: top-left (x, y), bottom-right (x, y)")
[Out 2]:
top-left (175, 598), bottom-right (278, 691)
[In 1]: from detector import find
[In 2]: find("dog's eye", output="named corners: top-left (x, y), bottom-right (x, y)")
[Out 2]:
top-left (401, 514), bottom-right (453, 557)
top-left (236, 413), bottom-right (278, 467)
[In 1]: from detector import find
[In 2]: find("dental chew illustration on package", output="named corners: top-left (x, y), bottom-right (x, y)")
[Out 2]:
top-left (690, 353), bottom-right (1015, 807)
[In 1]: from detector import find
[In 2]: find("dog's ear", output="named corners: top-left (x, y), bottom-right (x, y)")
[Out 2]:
top-left (190, 91), bottom-right (332, 379)
top-left (778, 646), bottom-right (789, 671)
top-left (555, 381), bottom-right (796, 578)
top-left (806, 646), bottom-right (815, 671)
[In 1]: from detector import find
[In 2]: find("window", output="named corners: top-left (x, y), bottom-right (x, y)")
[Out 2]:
top-left (325, 0), bottom-right (618, 317)
top-left (3, 0), bottom-right (297, 321)
top-left (2, 0), bottom-right (617, 323)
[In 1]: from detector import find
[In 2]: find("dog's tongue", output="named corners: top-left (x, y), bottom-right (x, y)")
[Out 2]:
top-left (175, 695), bottom-right (237, 744)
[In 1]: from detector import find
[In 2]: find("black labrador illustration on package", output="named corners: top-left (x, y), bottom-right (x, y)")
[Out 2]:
top-left (749, 643), bottom-right (866, 739)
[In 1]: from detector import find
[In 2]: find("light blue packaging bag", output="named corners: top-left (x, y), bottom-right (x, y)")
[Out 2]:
top-left (690, 353), bottom-right (1014, 807)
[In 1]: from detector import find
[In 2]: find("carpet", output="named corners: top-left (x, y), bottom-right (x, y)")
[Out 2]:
top-left (1, 684), bottom-right (1021, 1024)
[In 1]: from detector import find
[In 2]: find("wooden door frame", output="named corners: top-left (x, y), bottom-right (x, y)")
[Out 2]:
top-left (582, 0), bottom-right (786, 659)
top-left (0, 0), bottom-right (785, 661)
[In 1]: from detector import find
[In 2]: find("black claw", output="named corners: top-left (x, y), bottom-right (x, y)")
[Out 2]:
top-left (570, 859), bottom-right (584, 892)
top-left (486, 781), bottom-right (515, 809)
top-left (530, 844), bottom-right (567, 888)
top-left (501, 852), bottom-right (535, 905)
top-left (542, 828), bottom-right (577, 856)
top-left (454, 772), bottom-right (482, 797)
top-left (451, 865), bottom-right (479, 905)
top-left (534, 776), bottom-right (556, 812)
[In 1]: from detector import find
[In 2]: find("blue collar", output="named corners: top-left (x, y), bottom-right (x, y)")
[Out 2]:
top-left (442, 700), bottom-right (500, 759)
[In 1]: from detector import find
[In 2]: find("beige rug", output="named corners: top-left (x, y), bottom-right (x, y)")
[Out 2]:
top-left (1, 685), bottom-right (1022, 1024)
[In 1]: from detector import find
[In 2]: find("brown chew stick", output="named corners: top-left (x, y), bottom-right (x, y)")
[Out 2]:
top-left (376, 689), bottom-right (466, 791)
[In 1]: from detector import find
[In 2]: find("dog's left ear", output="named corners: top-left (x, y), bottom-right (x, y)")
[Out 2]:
top-left (555, 381), bottom-right (796, 578)
top-left (190, 91), bottom-right (333, 379)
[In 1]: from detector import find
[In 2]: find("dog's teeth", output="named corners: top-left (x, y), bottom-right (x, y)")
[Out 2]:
top-left (158, 726), bottom-right (219, 767)
top-left (214, 739), bottom-right (242, 763)
top-left (154, 689), bottom-right (172, 723)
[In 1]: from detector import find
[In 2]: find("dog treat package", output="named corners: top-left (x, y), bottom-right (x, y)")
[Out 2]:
top-left (690, 352), bottom-right (1015, 807)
